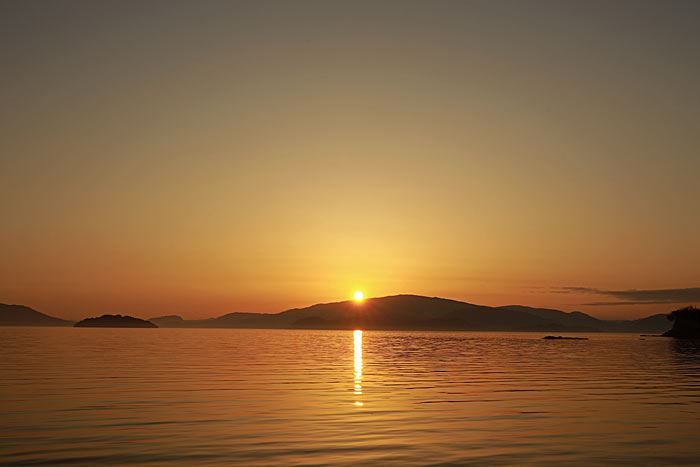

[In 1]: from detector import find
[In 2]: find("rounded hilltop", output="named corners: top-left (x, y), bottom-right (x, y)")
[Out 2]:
top-left (74, 314), bottom-right (157, 328)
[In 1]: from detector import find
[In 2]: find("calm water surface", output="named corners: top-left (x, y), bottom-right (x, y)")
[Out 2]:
top-left (1, 328), bottom-right (699, 465)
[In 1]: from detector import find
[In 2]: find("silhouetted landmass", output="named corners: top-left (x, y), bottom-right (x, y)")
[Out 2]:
top-left (74, 314), bottom-right (157, 328)
top-left (148, 295), bottom-right (676, 333)
top-left (499, 305), bottom-right (603, 331)
top-left (290, 316), bottom-right (329, 328)
top-left (149, 315), bottom-right (184, 326)
top-left (611, 313), bottom-right (670, 333)
top-left (662, 306), bottom-right (700, 338)
top-left (0, 304), bottom-right (73, 326)
top-left (543, 335), bottom-right (588, 340)
top-left (1, 295), bottom-right (683, 333)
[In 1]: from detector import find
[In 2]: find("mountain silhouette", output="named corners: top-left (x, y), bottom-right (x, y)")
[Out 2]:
top-left (149, 315), bottom-right (184, 326)
top-left (74, 314), bottom-right (157, 328)
top-left (0, 295), bottom-right (679, 333)
top-left (147, 294), bottom-right (674, 333)
top-left (0, 304), bottom-right (73, 326)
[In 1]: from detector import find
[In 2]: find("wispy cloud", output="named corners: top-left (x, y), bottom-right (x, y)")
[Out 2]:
top-left (553, 287), bottom-right (700, 306)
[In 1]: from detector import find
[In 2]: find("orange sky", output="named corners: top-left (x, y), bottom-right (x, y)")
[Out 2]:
top-left (1, 1), bottom-right (699, 320)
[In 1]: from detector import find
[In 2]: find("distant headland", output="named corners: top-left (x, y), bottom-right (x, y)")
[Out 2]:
top-left (74, 314), bottom-right (157, 328)
top-left (1, 295), bottom-right (692, 334)
top-left (662, 306), bottom-right (700, 338)
top-left (0, 304), bottom-right (73, 326)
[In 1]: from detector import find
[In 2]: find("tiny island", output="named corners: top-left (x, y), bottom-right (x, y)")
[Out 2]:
top-left (543, 336), bottom-right (588, 340)
top-left (74, 314), bottom-right (157, 328)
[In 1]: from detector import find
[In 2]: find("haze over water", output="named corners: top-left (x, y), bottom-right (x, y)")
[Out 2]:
top-left (2, 328), bottom-right (699, 466)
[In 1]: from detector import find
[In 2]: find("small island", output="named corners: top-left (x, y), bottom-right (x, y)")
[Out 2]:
top-left (543, 335), bottom-right (588, 340)
top-left (74, 314), bottom-right (157, 328)
top-left (662, 306), bottom-right (700, 338)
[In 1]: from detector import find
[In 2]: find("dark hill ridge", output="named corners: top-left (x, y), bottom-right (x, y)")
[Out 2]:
top-left (1, 295), bottom-right (682, 333)
top-left (149, 315), bottom-right (184, 327)
top-left (74, 314), bottom-right (157, 328)
top-left (0, 304), bottom-right (73, 326)
top-left (499, 305), bottom-right (603, 329)
top-left (150, 294), bottom-right (676, 333)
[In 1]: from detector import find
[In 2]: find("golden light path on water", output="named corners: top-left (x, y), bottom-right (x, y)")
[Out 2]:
top-left (3, 329), bottom-right (700, 465)
top-left (353, 330), bottom-right (363, 407)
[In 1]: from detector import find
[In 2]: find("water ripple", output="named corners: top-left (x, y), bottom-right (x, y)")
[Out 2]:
top-left (1, 328), bottom-right (699, 465)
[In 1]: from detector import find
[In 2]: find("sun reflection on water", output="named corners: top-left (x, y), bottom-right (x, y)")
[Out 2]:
top-left (353, 330), bottom-right (363, 406)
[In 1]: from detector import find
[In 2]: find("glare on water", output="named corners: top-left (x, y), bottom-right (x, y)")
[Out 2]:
top-left (1, 327), bottom-right (700, 466)
top-left (353, 330), bottom-right (363, 406)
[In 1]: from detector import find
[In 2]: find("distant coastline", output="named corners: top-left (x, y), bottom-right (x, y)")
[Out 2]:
top-left (0, 304), bottom-right (73, 327)
top-left (0, 295), bottom-right (684, 334)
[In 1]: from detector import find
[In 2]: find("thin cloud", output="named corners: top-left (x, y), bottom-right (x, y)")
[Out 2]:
top-left (554, 287), bottom-right (700, 306)
top-left (580, 300), bottom-right (692, 307)
top-left (552, 287), bottom-right (600, 294)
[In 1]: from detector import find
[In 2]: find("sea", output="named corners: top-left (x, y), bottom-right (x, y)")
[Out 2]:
top-left (1, 328), bottom-right (699, 465)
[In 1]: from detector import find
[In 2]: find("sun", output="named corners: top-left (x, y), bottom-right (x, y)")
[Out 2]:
top-left (353, 290), bottom-right (364, 302)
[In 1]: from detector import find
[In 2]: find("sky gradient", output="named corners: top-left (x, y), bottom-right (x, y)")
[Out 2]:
top-left (1, 0), bottom-right (699, 320)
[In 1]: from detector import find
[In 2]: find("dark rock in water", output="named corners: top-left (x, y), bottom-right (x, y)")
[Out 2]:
top-left (74, 314), bottom-right (157, 328)
top-left (543, 335), bottom-right (588, 340)
top-left (662, 306), bottom-right (700, 338)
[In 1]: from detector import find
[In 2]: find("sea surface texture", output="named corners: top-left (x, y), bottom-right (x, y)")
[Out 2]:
top-left (1, 328), bottom-right (699, 465)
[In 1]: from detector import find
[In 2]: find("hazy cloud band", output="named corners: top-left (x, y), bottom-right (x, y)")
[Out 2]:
top-left (555, 287), bottom-right (700, 306)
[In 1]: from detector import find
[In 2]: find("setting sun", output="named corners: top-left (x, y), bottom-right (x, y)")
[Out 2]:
top-left (2, 2), bottom-right (698, 466)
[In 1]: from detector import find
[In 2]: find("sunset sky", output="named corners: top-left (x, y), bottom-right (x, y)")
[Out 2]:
top-left (1, 0), bottom-right (698, 320)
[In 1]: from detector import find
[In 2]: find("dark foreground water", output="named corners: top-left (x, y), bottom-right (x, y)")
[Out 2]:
top-left (1, 328), bottom-right (699, 466)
